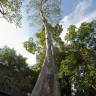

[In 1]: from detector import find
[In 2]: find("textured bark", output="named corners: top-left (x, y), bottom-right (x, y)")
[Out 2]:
top-left (31, 11), bottom-right (61, 96)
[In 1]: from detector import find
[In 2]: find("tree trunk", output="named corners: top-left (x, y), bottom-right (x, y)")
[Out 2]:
top-left (31, 12), bottom-right (61, 96)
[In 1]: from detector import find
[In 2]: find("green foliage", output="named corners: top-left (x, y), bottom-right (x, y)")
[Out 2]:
top-left (0, 0), bottom-right (22, 26)
top-left (0, 46), bottom-right (38, 96)
top-left (24, 24), bottom-right (63, 65)
top-left (63, 20), bottom-right (96, 96)
top-left (65, 21), bottom-right (95, 47)
top-left (24, 38), bottom-right (37, 54)
top-left (23, 20), bottom-right (96, 96)
top-left (65, 25), bottom-right (77, 42)
top-left (27, 0), bottom-right (60, 24)
top-left (36, 27), bottom-right (45, 46)
top-left (77, 22), bottom-right (93, 41)
top-left (24, 24), bottom-right (67, 95)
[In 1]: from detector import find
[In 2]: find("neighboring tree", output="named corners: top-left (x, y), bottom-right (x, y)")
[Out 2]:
top-left (26, 0), bottom-right (61, 96)
top-left (0, 46), bottom-right (38, 96)
top-left (62, 20), bottom-right (96, 96)
top-left (0, 0), bottom-right (22, 26)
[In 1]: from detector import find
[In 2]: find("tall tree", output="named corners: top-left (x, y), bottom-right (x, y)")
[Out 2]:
top-left (26, 0), bottom-right (61, 95)
top-left (24, 24), bottom-right (65, 96)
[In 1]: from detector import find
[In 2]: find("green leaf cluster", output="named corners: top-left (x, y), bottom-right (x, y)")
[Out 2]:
top-left (0, 0), bottom-right (22, 26)
top-left (0, 46), bottom-right (38, 96)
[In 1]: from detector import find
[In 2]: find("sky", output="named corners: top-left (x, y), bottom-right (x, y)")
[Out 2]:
top-left (0, 0), bottom-right (96, 65)
top-left (0, 2), bottom-right (37, 66)
top-left (60, 0), bottom-right (96, 39)
top-left (0, 18), bottom-right (36, 66)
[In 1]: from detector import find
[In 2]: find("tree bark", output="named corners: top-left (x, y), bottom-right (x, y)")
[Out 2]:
top-left (31, 11), bottom-right (61, 96)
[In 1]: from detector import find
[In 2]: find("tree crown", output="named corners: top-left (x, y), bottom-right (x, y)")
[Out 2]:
top-left (27, 0), bottom-right (61, 25)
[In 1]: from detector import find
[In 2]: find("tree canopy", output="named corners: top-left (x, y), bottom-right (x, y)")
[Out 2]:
top-left (27, 0), bottom-right (60, 25)
top-left (0, 0), bottom-right (22, 26)
top-left (0, 46), bottom-right (38, 96)
top-left (24, 20), bottom-right (96, 96)
top-left (0, 0), bottom-right (96, 95)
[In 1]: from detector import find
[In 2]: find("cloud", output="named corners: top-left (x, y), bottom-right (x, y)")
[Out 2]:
top-left (60, 0), bottom-right (96, 40)
top-left (0, 18), bottom-right (36, 65)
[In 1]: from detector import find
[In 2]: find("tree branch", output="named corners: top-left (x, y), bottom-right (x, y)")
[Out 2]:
top-left (0, 4), bottom-right (6, 16)
top-left (0, 9), bottom-right (6, 15)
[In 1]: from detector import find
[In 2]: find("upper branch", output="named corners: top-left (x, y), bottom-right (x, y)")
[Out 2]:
top-left (0, 4), bottom-right (6, 16)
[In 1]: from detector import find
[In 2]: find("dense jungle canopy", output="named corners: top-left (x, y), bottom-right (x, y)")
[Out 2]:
top-left (0, 0), bottom-right (96, 96)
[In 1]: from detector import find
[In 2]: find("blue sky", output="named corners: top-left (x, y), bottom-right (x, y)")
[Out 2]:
top-left (0, 0), bottom-right (96, 65)
top-left (60, 0), bottom-right (96, 40)
top-left (61, 0), bottom-right (78, 16)
top-left (61, 0), bottom-right (96, 17)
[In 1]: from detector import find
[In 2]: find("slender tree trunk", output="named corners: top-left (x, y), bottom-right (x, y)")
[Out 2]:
top-left (64, 76), bottom-right (71, 96)
top-left (31, 11), bottom-right (61, 96)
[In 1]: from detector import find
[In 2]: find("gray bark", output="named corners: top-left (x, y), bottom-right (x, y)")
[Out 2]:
top-left (31, 11), bottom-right (61, 96)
